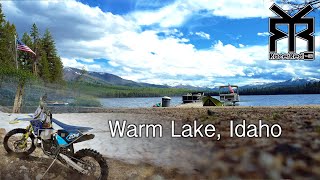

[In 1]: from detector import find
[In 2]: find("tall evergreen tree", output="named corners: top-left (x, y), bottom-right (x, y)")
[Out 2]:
top-left (52, 56), bottom-right (63, 82)
top-left (0, 3), bottom-right (64, 112)
top-left (39, 50), bottom-right (50, 82)
top-left (30, 23), bottom-right (40, 51)
top-left (0, 4), bottom-right (16, 70)
top-left (19, 32), bottom-right (33, 71)
top-left (0, 4), bottom-right (4, 24)
top-left (30, 23), bottom-right (41, 76)
top-left (42, 29), bottom-right (63, 83)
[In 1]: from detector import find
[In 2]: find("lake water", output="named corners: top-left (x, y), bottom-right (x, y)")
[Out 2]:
top-left (99, 94), bottom-right (320, 108)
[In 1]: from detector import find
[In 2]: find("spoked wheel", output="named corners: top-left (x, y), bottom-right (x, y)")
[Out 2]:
top-left (3, 128), bottom-right (36, 156)
top-left (73, 149), bottom-right (108, 180)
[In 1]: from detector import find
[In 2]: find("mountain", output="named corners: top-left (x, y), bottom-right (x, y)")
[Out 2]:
top-left (63, 67), bottom-right (168, 88)
top-left (241, 78), bottom-right (319, 90)
top-left (172, 84), bottom-right (208, 90)
top-left (64, 67), bottom-right (319, 91)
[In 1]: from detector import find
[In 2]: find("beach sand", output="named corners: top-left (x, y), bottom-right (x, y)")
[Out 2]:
top-left (0, 105), bottom-right (319, 179)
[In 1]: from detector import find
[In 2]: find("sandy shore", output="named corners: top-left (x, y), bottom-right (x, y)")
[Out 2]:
top-left (0, 106), bottom-right (320, 179)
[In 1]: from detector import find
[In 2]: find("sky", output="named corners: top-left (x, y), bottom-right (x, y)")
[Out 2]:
top-left (1, 0), bottom-right (320, 87)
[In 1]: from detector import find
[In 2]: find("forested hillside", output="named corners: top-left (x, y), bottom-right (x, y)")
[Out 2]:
top-left (0, 2), bottom-right (319, 110)
top-left (240, 81), bottom-right (320, 95)
top-left (0, 4), bottom-right (63, 83)
top-left (0, 2), bottom-right (190, 109)
top-left (0, 3), bottom-right (67, 111)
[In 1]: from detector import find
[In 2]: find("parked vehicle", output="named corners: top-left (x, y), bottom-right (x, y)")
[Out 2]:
top-left (219, 85), bottom-right (240, 106)
top-left (3, 96), bottom-right (108, 179)
top-left (182, 92), bottom-right (204, 103)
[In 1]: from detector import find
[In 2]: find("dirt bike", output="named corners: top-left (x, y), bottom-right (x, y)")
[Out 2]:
top-left (3, 97), bottom-right (108, 179)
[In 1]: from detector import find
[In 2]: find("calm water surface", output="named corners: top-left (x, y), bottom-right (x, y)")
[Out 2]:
top-left (99, 94), bottom-right (320, 108)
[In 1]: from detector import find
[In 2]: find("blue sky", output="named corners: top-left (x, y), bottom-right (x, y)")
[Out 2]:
top-left (2, 0), bottom-right (320, 87)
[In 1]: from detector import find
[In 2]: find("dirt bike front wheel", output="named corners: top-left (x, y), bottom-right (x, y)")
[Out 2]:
top-left (73, 148), bottom-right (108, 180)
top-left (3, 128), bottom-right (36, 156)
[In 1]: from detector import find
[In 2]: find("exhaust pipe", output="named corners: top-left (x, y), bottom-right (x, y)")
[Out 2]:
top-left (59, 153), bottom-right (88, 174)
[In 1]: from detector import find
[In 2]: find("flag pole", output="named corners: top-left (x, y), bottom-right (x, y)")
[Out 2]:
top-left (14, 35), bottom-right (18, 69)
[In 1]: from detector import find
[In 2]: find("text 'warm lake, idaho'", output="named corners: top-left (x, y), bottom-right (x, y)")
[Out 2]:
top-left (108, 120), bottom-right (282, 139)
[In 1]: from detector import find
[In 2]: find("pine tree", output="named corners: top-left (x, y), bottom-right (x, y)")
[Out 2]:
top-left (0, 4), bottom-right (16, 70)
top-left (0, 4), bottom-right (4, 24)
top-left (30, 23), bottom-right (40, 51)
top-left (52, 56), bottom-right (63, 82)
top-left (0, 3), bottom-right (64, 112)
top-left (0, 4), bottom-right (4, 87)
top-left (39, 50), bottom-right (50, 82)
top-left (30, 23), bottom-right (40, 76)
top-left (19, 32), bottom-right (33, 71)
top-left (42, 29), bottom-right (63, 83)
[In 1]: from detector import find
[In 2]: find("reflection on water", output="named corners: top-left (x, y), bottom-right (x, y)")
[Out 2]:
top-left (99, 94), bottom-right (320, 108)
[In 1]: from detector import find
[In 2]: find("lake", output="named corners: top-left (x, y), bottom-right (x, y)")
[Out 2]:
top-left (99, 94), bottom-right (320, 108)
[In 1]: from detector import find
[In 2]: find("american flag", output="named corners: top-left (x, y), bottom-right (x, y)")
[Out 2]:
top-left (17, 39), bottom-right (36, 55)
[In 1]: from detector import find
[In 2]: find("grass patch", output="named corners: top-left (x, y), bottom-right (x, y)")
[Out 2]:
top-left (315, 126), bottom-right (320, 135)
top-left (271, 112), bottom-right (282, 121)
top-left (70, 96), bottom-right (102, 107)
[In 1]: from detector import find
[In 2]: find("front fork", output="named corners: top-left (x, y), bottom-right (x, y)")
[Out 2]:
top-left (19, 125), bottom-right (33, 149)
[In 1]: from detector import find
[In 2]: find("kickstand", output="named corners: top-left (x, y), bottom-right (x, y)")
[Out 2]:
top-left (41, 156), bottom-right (58, 179)
top-left (41, 149), bottom-right (60, 180)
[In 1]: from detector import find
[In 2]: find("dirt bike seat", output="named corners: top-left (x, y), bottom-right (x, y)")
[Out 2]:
top-left (52, 118), bottom-right (93, 132)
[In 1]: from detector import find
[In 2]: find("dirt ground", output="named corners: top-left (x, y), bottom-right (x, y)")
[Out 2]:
top-left (0, 128), bottom-right (187, 180)
top-left (0, 106), bottom-right (320, 179)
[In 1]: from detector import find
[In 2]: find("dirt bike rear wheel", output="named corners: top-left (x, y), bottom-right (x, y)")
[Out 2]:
top-left (73, 148), bottom-right (108, 180)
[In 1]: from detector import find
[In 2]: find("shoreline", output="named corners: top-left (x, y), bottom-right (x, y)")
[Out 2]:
top-left (2, 104), bottom-right (320, 114)
top-left (0, 105), bottom-right (320, 179)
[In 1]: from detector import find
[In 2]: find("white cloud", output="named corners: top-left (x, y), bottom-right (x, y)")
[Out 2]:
top-left (108, 61), bottom-right (120, 67)
top-left (61, 58), bottom-right (102, 72)
top-left (257, 32), bottom-right (269, 36)
top-left (2, 0), bottom-right (140, 59)
top-left (130, 2), bottom-right (193, 27)
top-left (61, 58), bottom-right (84, 70)
top-left (130, 0), bottom-right (274, 28)
top-left (123, 67), bottom-right (132, 73)
top-left (2, 0), bottom-right (319, 87)
top-left (194, 31), bottom-right (210, 40)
